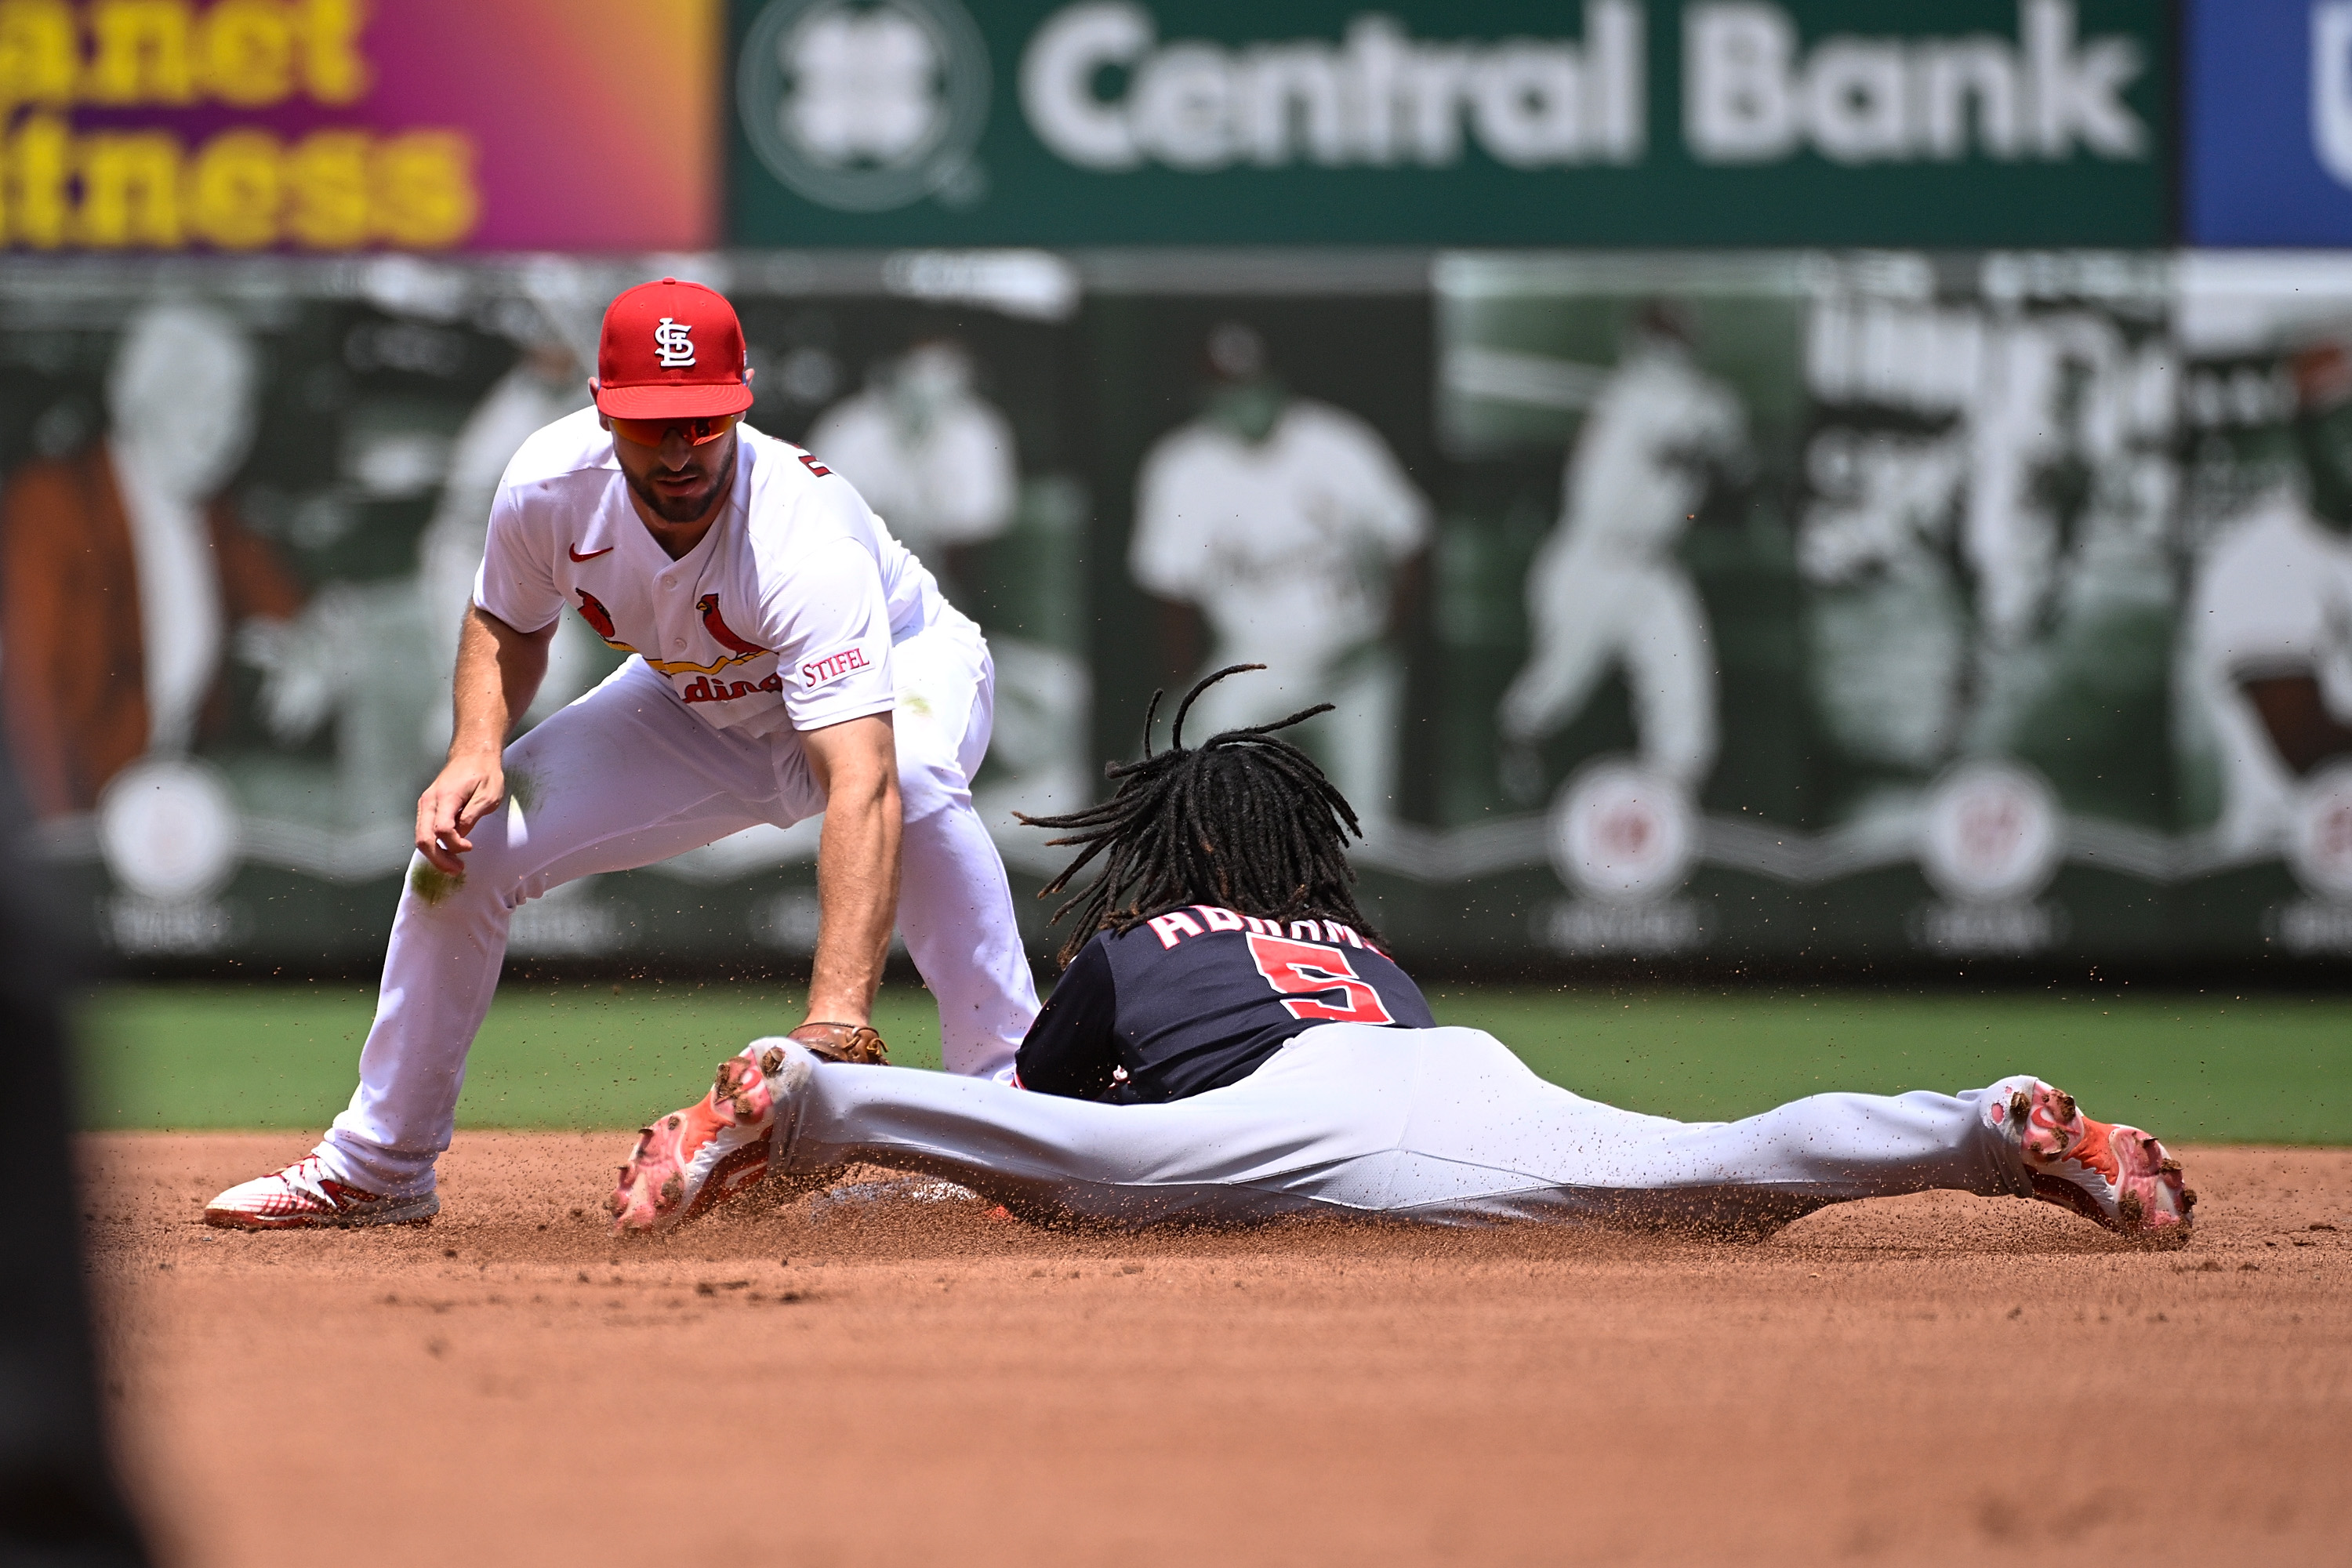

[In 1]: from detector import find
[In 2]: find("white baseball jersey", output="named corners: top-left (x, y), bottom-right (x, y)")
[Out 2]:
top-left (109, 441), bottom-right (225, 756)
top-left (1130, 400), bottom-right (1428, 669)
top-left (475, 408), bottom-right (946, 739)
top-left (2189, 489), bottom-right (2352, 848)
top-left (1559, 345), bottom-right (1745, 560)
top-left (807, 388), bottom-right (1017, 560)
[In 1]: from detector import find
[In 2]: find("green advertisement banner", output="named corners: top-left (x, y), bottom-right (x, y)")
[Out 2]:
top-left (728, 0), bottom-right (2169, 246)
top-left (4, 249), bottom-right (2347, 971)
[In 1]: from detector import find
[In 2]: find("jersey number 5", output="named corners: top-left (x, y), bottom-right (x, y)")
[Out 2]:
top-left (1246, 935), bottom-right (1396, 1025)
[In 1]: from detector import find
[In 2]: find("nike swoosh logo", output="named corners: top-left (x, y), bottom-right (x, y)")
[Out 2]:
top-left (569, 544), bottom-right (615, 562)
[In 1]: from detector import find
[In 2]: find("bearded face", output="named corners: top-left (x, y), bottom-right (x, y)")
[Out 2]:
top-left (612, 426), bottom-right (737, 525)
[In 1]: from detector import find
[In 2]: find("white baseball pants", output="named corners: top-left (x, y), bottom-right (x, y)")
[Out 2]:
top-left (767, 1025), bottom-right (2034, 1229)
top-left (1501, 546), bottom-right (1718, 787)
top-left (317, 612), bottom-right (1040, 1198)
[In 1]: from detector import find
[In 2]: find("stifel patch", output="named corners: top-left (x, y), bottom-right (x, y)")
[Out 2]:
top-left (799, 643), bottom-right (872, 690)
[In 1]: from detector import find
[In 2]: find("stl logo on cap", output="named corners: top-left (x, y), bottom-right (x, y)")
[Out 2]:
top-left (594, 278), bottom-right (753, 423)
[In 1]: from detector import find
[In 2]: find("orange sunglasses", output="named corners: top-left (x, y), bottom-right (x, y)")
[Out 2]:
top-left (608, 412), bottom-right (742, 448)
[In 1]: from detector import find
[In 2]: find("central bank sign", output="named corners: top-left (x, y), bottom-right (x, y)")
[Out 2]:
top-left (729, 0), bottom-right (2166, 245)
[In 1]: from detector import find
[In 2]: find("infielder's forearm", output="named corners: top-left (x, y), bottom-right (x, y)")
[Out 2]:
top-left (448, 605), bottom-right (550, 760)
top-left (807, 768), bottom-right (901, 1025)
top-left (416, 608), bottom-right (556, 870)
top-left (800, 713), bottom-right (903, 1022)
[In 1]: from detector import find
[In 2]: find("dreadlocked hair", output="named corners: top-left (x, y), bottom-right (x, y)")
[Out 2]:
top-left (1018, 663), bottom-right (1380, 966)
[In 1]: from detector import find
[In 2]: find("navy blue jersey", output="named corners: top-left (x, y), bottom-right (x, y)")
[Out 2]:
top-left (1014, 906), bottom-right (1435, 1103)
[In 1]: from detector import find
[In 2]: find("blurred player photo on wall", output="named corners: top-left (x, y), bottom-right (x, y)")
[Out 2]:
top-left (1, 303), bottom-right (303, 820)
top-left (2173, 257), bottom-right (2352, 953)
top-left (0, 265), bottom-right (612, 958)
top-left (1795, 254), bottom-right (2182, 972)
top-left (809, 337), bottom-right (1016, 601)
top-left (1128, 319), bottom-right (1432, 838)
top-left (1494, 296), bottom-right (1749, 909)
top-left (1801, 256), bottom-right (2179, 833)
top-left (0, 301), bottom-right (307, 953)
top-left (1500, 300), bottom-right (1745, 782)
top-left (1436, 256), bottom-right (1794, 954)
top-left (1429, 252), bottom-right (2339, 964)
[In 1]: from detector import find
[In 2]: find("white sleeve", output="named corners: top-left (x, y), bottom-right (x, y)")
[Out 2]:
top-left (1330, 419), bottom-right (1431, 560)
top-left (1129, 438), bottom-right (1204, 601)
top-left (471, 479), bottom-right (563, 634)
top-left (925, 404), bottom-right (1018, 546)
top-left (2196, 523), bottom-right (2330, 681)
top-left (804, 404), bottom-right (865, 486)
top-left (763, 535), bottom-right (898, 731)
top-left (1701, 382), bottom-right (1750, 460)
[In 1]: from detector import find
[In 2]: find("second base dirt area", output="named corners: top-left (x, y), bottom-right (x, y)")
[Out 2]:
top-left (88, 1134), bottom-right (2352, 1566)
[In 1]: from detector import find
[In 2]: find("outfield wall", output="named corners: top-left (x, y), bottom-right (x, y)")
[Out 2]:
top-left (2, 2), bottom-right (2348, 969)
top-left (5, 249), bottom-right (2347, 970)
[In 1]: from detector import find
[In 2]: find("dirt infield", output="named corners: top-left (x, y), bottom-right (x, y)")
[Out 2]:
top-left (87, 1134), bottom-right (2352, 1567)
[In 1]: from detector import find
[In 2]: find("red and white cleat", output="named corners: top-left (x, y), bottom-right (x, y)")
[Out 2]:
top-left (203, 1156), bottom-right (438, 1230)
top-left (1994, 1080), bottom-right (2195, 1243)
top-left (606, 1041), bottom-right (810, 1233)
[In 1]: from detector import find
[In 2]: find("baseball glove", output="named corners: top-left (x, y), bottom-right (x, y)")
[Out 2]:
top-left (788, 1021), bottom-right (890, 1066)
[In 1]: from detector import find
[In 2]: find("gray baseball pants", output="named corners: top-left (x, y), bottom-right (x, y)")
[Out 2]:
top-left (768, 1024), bottom-right (2038, 1230)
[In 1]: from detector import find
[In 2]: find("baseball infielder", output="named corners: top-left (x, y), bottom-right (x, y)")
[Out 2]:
top-left (608, 670), bottom-right (2193, 1245)
top-left (205, 278), bottom-right (1040, 1229)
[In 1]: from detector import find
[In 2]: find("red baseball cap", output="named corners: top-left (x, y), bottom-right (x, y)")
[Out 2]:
top-left (593, 278), bottom-right (753, 420)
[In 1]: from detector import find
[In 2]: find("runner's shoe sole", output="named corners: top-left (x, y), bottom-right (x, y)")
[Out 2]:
top-left (608, 1042), bottom-right (808, 1233)
top-left (1994, 1079), bottom-right (2194, 1244)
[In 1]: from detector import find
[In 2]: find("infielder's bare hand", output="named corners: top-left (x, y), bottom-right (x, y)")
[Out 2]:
top-left (417, 607), bottom-right (552, 874)
top-left (415, 750), bottom-right (506, 873)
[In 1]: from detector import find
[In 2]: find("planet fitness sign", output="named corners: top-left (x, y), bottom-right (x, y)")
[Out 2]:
top-left (728, 0), bottom-right (2169, 245)
top-left (0, 0), bottom-right (720, 253)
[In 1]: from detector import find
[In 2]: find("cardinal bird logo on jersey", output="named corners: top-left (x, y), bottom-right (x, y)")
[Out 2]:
top-left (696, 593), bottom-right (771, 656)
top-left (575, 588), bottom-right (630, 650)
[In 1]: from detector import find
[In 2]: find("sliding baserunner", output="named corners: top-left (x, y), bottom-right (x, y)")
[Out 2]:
top-left (606, 668), bottom-right (2194, 1243)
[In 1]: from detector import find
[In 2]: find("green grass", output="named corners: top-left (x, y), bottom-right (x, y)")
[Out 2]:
top-left (73, 981), bottom-right (947, 1135)
top-left (72, 982), bottom-right (2352, 1144)
top-left (1425, 988), bottom-right (2351, 1145)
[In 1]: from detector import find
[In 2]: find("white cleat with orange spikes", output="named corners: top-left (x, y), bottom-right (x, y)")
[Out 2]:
top-left (1991, 1079), bottom-right (2195, 1243)
top-left (606, 1040), bottom-right (811, 1233)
